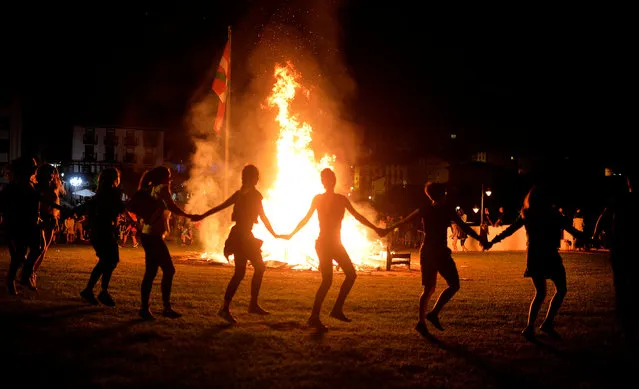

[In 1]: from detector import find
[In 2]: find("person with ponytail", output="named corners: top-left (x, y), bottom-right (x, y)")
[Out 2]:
top-left (488, 184), bottom-right (588, 340)
top-left (204, 164), bottom-right (283, 324)
top-left (24, 163), bottom-right (65, 289)
top-left (133, 166), bottom-right (211, 320)
top-left (79, 167), bottom-right (125, 306)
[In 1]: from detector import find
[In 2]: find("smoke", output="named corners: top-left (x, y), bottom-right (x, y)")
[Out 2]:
top-left (184, 0), bottom-right (378, 257)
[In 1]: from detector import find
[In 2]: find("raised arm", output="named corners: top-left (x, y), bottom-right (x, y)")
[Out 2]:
top-left (285, 197), bottom-right (318, 239)
top-left (591, 206), bottom-right (611, 241)
top-left (345, 197), bottom-right (384, 235)
top-left (387, 209), bottom-right (420, 231)
top-left (490, 215), bottom-right (525, 245)
top-left (451, 210), bottom-right (483, 242)
top-left (200, 192), bottom-right (238, 219)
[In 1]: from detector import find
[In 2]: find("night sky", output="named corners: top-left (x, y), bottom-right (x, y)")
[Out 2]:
top-left (1, 1), bottom-right (632, 165)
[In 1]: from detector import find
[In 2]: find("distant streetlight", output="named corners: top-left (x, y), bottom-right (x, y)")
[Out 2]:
top-left (69, 177), bottom-right (83, 187)
top-left (480, 184), bottom-right (492, 225)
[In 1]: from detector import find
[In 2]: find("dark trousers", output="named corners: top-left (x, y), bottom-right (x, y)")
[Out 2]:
top-left (86, 235), bottom-right (120, 291)
top-left (140, 234), bottom-right (175, 309)
top-left (7, 228), bottom-right (42, 283)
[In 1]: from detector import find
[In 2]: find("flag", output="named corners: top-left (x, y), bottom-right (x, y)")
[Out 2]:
top-left (213, 38), bottom-right (230, 133)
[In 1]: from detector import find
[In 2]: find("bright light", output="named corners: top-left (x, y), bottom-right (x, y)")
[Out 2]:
top-left (60, 172), bottom-right (65, 177)
top-left (455, 206), bottom-right (460, 211)
top-left (69, 177), bottom-right (83, 187)
top-left (485, 190), bottom-right (492, 197)
top-left (368, 196), bottom-right (372, 200)
top-left (473, 206), bottom-right (479, 214)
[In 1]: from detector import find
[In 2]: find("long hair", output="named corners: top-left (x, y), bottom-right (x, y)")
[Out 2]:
top-left (96, 167), bottom-right (120, 195)
top-left (241, 164), bottom-right (259, 189)
top-left (138, 166), bottom-right (171, 190)
top-left (36, 163), bottom-right (65, 196)
top-left (521, 185), bottom-right (554, 219)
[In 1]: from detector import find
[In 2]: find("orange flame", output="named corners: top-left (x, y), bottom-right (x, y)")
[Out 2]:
top-left (248, 62), bottom-right (385, 270)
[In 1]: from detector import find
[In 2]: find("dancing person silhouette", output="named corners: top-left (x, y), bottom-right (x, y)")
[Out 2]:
top-left (1, 157), bottom-right (41, 294)
top-left (206, 164), bottom-right (283, 324)
top-left (284, 168), bottom-right (386, 332)
top-left (387, 182), bottom-right (487, 336)
top-left (133, 166), bottom-right (210, 320)
top-left (28, 163), bottom-right (65, 289)
top-left (488, 184), bottom-right (587, 340)
top-left (79, 168), bottom-right (126, 306)
top-left (0, 157), bottom-right (65, 294)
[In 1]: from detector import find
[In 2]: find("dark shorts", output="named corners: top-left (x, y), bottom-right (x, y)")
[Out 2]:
top-left (419, 245), bottom-right (459, 287)
top-left (525, 248), bottom-right (565, 280)
top-left (91, 237), bottom-right (120, 267)
top-left (224, 225), bottom-right (263, 261)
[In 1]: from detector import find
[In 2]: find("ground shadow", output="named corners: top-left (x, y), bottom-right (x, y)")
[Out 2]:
top-left (420, 332), bottom-right (542, 389)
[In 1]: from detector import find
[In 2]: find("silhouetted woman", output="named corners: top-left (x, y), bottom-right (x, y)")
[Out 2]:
top-left (30, 163), bottom-right (65, 288)
top-left (79, 168), bottom-right (125, 306)
top-left (285, 168), bottom-right (385, 331)
top-left (134, 166), bottom-right (208, 320)
top-left (0, 156), bottom-right (40, 294)
top-left (489, 185), bottom-right (586, 340)
top-left (206, 164), bottom-right (282, 324)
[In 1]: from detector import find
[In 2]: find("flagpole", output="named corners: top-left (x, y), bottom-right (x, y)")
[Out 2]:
top-left (224, 25), bottom-right (231, 199)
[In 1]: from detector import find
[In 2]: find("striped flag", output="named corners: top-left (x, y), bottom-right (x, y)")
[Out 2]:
top-left (212, 38), bottom-right (230, 133)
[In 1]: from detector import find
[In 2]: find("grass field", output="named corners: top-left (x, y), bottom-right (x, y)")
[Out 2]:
top-left (0, 243), bottom-right (635, 388)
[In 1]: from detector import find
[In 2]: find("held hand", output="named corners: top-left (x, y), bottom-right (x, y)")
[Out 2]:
top-left (202, 208), bottom-right (218, 218)
top-left (377, 227), bottom-right (390, 238)
top-left (190, 214), bottom-right (205, 222)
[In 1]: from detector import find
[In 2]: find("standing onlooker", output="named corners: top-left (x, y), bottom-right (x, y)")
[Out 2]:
top-left (592, 169), bottom-right (639, 348)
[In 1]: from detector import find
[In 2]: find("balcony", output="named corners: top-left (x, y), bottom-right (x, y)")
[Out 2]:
top-left (143, 154), bottom-right (156, 166)
top-left (104, 135), bottom-right (119, 146)
top-left (143, 133), bottom-right (160, 147)
top-left (82, 152), bottom-right (96, 162)
top-left (123, 136), bottom-right (138, 147)
top-left (104, 153), bottom-right (117, 162)
top-left (123, 153), bottom-right (136, 164)
top-left (82, 134), bottom-right (97, 144)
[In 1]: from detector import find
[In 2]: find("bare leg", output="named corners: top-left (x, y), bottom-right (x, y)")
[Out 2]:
top-left (540, 273), bottom-right (567, 339)
top-left (311, 262), bottom-right (333, 318)
top-left (330, 257), bottom-right (357, 320)
top-left (248, 257), bottom-right (268, 314)
top-left (523, 277), bottom-right (547, 338)
top-left (223, 261), bottom-right (246, 310)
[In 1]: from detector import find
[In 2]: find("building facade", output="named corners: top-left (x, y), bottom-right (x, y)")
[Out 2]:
top-left (0, 93), bottom-right (21, 168)
top-left (70, 125), bottom-right (165, 174)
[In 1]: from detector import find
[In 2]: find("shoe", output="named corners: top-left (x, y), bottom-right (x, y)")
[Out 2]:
top-left (415, 321), bottom-right (430, 337)
top-left (218, 308), bottom-right (237, 324)
top-left (521, 327), bottom-right (536, 341)
top-left (139, 308), bottom-right (155, 321)
top-left (540, 323), bottom-right (562, 340)
top-left (248, 304), bottom-right (270, 315)
top-left (97, 291), bottom-right (116, 307)
top-left (308, 316), bottom-right (328, 332)
top-left (80, 289), bottom-right (99, 305)
top-left (19, 274), bottom-right (37, 291)
top-left (329, 310), bottom-right (352, 322)
top-left (425, 312), bottom-right (444, 331)
top-left (162, 307), bottom-right (183, 319)
top-left (7, 279), bottom-right (18, 295)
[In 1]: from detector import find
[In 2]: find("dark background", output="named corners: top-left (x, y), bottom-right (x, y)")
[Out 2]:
top-left (1, 1), bottom-right (631, 161)
top-left (0, 1), bottom-right (633, 225)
